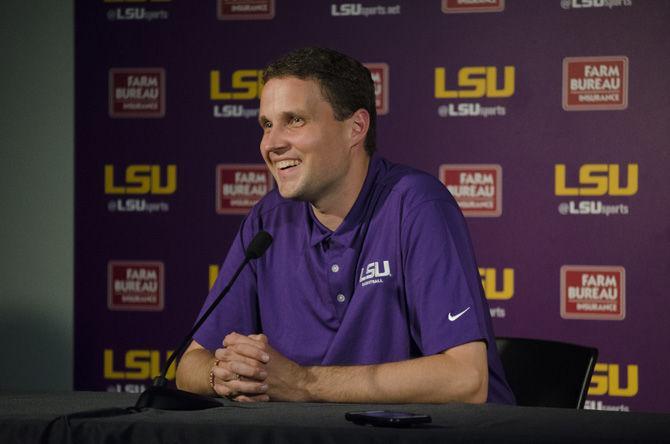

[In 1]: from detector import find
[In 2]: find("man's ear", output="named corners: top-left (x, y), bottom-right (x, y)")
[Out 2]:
top-left (349, 108), bottom-right (370, 149)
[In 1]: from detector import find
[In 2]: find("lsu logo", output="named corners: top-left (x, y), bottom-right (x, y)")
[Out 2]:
top-left (435, 66), bottom-right (515, 99)
top-left (479, 268), bottom-right (514, 300)
top-left (105, 164), bottom-right (177, 195)
top-left (104, 349), bottom-right (175, 380)
top-left (210, 69), bottom-right (263, 100)
top-left (588, 363), bottom-right (639, 397)
top-left (360, 260), bottom-right (391, 286)
top-left (555, 164), bottom-right (638, 196)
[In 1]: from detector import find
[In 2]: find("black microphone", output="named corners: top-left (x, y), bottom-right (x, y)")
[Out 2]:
top-left (135, 231), bottom-right (273, 410)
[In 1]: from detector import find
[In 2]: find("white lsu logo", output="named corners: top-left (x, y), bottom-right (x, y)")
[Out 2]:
top-left (359, 260), bottom-right (391, 286)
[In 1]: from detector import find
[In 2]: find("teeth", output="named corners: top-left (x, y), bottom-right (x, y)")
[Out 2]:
top-left (276, 159), bottom-right (302, 170)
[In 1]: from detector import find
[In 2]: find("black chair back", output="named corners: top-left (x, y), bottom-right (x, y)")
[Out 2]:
top-left (495, 337), bottom-right (598, 409)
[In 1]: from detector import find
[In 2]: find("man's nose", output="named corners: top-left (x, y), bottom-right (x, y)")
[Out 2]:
top-left (261, 126), bottom-right (288, 155)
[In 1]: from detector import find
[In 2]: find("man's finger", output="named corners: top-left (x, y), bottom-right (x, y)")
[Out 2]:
top-left (223, 332), bottom-right (263, 348)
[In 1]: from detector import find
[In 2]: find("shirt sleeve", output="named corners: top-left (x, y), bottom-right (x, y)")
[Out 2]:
top-left (401, 197), bottom-right (490, 356)
top-left (192, 215), bottom-right (260, 352)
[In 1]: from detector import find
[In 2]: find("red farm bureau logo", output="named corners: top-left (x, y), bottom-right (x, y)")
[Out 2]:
top-left (439, 164), bottom-right (502, 217)
top-left (364, 63), bottom-right (389, 115)
top-left (561, 266), bottom-right (625, 320)
top-left (216, 164), bottom-right (273, 215)
top-left (442, 0), bottom-right (504, 13)
top-left (109, 68), bottom-right (165, 118)
top-left (108, 261), bottom-right (165, 311)
top-left (217, 0), bottom-right (274, 20)
top-left (563, 56), bottom-right (628, 111)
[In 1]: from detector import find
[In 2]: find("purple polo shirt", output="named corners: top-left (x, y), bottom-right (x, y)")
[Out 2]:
top-left (194, 155), bottom-right (515, 404)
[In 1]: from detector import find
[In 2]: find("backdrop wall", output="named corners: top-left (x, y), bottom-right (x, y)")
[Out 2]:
top-left (74, 0), bottom-right (670, 412)
top-left (0, 0), bottom-right (73, 391)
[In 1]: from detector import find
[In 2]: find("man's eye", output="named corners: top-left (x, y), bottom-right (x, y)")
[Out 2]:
top-left (290, 116), bottom-right (304, 125)
top-left (262, 121), bottom-right (272, 129)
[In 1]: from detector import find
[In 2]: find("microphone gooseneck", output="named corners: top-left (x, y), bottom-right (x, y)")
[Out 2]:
top-left (135, 231), bottom-right (273, 410)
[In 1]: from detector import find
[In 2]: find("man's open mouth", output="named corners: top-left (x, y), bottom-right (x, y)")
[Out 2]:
top-left (276, 159), bottom-right (302, 171)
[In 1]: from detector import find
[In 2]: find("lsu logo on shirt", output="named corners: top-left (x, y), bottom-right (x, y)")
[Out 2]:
top-left (359, 260), bottom-right (391, 287)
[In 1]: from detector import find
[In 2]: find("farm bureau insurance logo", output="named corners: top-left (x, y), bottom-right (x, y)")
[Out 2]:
top-left (104, 164), bottom-right (176, 213)
top-left (435, 65), bottom-right (514, 118)
top-left (563, 56), bottom-right (628, 111)
top-left (218, 0), bottom-right (274, 20)
top-left (561, 0), bottom-right (632, 10)
top-left (216, 164), bottom-right (273, 214)
top-left (108, 261), bottom-right (165, 311)
top-left (331, 3), bottom-right (401, 17)
top-left (109, 68), bottom-right (165, 118)
top-left (442, 0), bottom-right (504, 13)
top-left (104, 0), bottom-right (170, 22)
top-left (439, 164), bottom-right (502, 217)
top-left (210, 68), bottom-right (263, 119)
top-left (479, 267), bottom-right (514, 319)
top-left (364, 63), bottom-right (389, 115)
top-left (560, 265), bottom-right (625, 320)
top-left (554, 163), bottom-right (637, 216)
top-left (585, 362), bottom-right (638, 411)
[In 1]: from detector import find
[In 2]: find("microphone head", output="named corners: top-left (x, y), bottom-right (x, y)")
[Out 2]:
top-left (245, 231), bottom-right (273, 260)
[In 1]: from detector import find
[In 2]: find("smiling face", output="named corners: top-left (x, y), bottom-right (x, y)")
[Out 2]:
top-left (259, 76), bottom-right (360, 208)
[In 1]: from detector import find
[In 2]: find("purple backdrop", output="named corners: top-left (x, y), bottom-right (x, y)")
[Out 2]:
top-left (75, 0), bottom-right (670, 413)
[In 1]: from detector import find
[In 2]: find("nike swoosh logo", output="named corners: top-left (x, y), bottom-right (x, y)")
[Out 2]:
top-left (448, 307), bottom-right (471, 322)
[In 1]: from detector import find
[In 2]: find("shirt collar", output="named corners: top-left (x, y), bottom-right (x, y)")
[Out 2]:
top-left (308, 155), bottom-right (383, 248)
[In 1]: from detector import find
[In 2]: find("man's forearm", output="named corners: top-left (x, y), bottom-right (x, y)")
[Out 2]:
top-left (301, 351), bottom-right (487, 404)
top-left (175, 347), bottom-right (217, 395)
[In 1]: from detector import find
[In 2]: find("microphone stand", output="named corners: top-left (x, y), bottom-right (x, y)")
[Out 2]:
top-left (134, 231), bottom-right (272, 410)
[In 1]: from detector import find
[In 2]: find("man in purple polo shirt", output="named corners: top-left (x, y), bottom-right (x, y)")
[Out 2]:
top-left (176, 47), bottom-right (515, 405)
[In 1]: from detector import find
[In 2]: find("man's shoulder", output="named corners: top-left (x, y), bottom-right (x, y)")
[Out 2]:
top-left (376, 157), bottom-right (457, 209)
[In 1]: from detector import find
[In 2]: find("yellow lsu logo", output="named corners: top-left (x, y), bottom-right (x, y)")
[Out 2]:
top-left (588, 363), bottom-right (639, 398)
top-left (105, 164), bottom-right (177, 195)
top-left (104, 349), bottom-right (175, 380)
top-left (479, 268), bottom-right (514, 300)
top-left (435, 66), bottom-right (515, 99)
top-left (555, 164), bottom-right (638, 196)
top-left (210, 70), bottom-right (264, 100)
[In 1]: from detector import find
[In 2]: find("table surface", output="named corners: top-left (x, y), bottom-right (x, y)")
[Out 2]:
top-left (1, 391), bottom-right (670, 443)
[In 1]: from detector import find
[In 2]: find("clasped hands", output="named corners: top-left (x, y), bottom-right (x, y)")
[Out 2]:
top-left (210, 332), bottom-right (309, 402)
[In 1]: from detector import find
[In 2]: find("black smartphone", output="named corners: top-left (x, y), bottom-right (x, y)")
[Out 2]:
top-left (345, 410), bottom-right (432, 427)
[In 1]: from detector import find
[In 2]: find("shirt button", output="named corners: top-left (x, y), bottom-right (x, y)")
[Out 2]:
top-left (336, 293), bottom-right (346, 303)
top-left (331, 264), bottom-right (340, 273)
